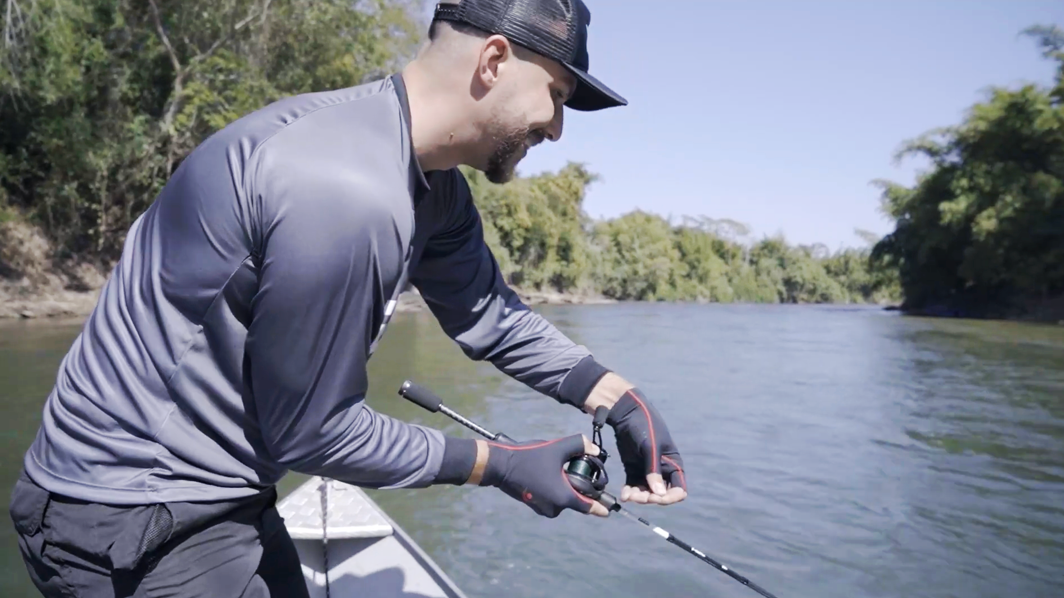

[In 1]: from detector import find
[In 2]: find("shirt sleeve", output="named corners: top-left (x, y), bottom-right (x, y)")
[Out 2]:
top-left (410, 169), bottom-right (611, 408)
top-left (244, 166), bottom-right (474, 489)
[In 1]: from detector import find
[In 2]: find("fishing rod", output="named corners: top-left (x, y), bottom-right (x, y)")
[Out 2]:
top-left (398, 380), bottom-right (782, 598)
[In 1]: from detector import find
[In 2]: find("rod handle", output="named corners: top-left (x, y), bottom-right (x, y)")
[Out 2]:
top-left (597, 490), bottom-right (621, 512)
top-left (399, 380), bottom-right (443, 413)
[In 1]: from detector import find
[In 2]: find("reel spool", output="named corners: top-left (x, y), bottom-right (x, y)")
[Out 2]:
top-left (565, 406), bottom-right (618, 510)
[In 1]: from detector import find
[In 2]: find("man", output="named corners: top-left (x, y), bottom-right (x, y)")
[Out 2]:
top-left (9, 0), bottom-right (686, 595)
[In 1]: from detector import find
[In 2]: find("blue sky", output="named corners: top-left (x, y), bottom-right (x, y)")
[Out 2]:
top-left (424, 1), bottom-right (1064, 250)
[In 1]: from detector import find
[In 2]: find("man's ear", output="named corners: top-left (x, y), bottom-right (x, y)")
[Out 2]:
top-left (476, 34), bottom-right (514, 91)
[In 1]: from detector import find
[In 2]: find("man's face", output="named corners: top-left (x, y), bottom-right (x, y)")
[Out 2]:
top-left (479, 43), bottom-right (576, 184)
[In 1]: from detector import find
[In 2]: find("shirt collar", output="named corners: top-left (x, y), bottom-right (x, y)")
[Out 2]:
top-left (390, 73), bottom-right (431, 201)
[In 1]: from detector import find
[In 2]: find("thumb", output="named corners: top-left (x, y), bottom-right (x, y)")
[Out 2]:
top-left (561, 433), bottom-right (595, 460)
top-left (582, 434), bottom-right (601, 458)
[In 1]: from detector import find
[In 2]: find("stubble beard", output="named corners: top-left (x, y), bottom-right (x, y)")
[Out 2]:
top-left (484, 122), bottom-right (541, 185)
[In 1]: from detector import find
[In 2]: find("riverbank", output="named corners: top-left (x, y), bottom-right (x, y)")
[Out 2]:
top-left (0, 280), bottom-right (616, 320)
top-left (1, 217), bottom-right (618, 319)
top-left (899, 296), bottom-right (1064, 326)
top-left (0, 219), bottom-right (108, 319)
top-left (9, 274), bottom-right (1064, 325)
top-left (388, 287), bottom-right (616, 316)
top-left (4, 220), bottom-right (1060, 324)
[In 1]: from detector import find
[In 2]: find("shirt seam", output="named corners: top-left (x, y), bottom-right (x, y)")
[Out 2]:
top-left (241, 79), bottom-right (400, 205)
top-left (148, 255), bottom-right (255, 489)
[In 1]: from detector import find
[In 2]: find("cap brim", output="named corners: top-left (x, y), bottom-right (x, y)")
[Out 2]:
top-left (563, 65), bottom-right (627, 112)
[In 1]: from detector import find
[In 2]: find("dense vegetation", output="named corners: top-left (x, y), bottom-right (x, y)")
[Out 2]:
top-left (0, 0), bottom-right (425, 259)
top-left (871, 26), bottom-right (1064, 318)
top-left (465, 165), bottom-right (898, 303)
top-left (11, 4), bottom-right (1059, 313)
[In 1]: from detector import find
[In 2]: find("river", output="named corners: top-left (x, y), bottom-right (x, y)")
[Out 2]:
top-left (2, 303), bottom-right (1063, 597)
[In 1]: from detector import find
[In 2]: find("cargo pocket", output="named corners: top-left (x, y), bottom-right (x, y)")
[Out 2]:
top-left (8, 472), bottom-right (69, 596)
top-left (9, 472), bottom-right (51, 539)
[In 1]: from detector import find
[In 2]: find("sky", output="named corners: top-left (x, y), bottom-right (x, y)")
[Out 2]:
top-left (423, 1), bottom-right (1064, 250)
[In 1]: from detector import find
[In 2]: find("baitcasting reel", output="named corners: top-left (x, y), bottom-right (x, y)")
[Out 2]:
top-left (564, 406), bottom-right (619, 511)
top-left (396, 380), bottom-right (620, 511)
top-left (397, 379), bottom-right (783, 598)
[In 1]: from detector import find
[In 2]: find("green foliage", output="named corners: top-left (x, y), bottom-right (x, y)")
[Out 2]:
top-left (591, 211), bottom-right (684, 301)
top-left (0, 0), bottom-right (425, 259)
top-left (1, 0), bottom-right (897, 304)
top-left (464, 166), bottom-right (895, 304)
top-left (671, 224), bottom-right (734, 302)
top-left (872, 24), bottom-right (1064, 315)
top-left (464, 162), bottom-right (598, 292)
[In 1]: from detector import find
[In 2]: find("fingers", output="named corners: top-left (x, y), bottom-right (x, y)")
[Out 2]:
top-left (621, 484), bottom-right (687, 505)
top-left (620, 485), bottom-right (664, 504)
top-left (645, 472), bottom-right (668, 496)
top-left (621, 466), bottom-right (688, 505)
top-left (588, 501), bottom-right (609, 517)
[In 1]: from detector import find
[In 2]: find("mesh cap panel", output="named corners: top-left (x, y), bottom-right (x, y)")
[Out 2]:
top-left (498, 0), bottom-right (577, 62)
top-left (434, 0), bottom-right (626, 111)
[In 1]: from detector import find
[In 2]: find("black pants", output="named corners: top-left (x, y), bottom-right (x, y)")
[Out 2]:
top-left (9, 471), bottom-right (311, 597)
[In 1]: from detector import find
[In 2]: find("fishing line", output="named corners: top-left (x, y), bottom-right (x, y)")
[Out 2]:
top-left (398, 381), bottom-right (782, 598)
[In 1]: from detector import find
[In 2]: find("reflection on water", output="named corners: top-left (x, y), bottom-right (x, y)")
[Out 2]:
top-left (2, 305), bottom-right (1063, 598)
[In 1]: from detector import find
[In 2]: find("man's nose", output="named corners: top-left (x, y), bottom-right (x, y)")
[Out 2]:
top-left (544, 106), bottom-right (564, 142)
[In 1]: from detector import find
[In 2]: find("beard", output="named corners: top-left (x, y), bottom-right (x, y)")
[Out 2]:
top-left (484, 121), bottom-right (543, 184)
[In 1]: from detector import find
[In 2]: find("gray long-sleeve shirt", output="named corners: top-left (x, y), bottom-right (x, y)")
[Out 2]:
top-left (23, 74), bottom-right (607, 505)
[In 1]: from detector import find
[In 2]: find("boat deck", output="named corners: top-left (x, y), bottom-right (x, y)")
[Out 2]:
top-left (278, 477), bottom-right (467, 598)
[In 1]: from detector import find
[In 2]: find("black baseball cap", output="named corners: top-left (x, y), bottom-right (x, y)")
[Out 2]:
top-left (432, 0), bottom-right (627, 112)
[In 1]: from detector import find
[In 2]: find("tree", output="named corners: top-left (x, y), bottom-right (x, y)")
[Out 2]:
top-left (590, 211), bottom-right (683, 301)
top-left (465, 162), bottom-right (597, 292)
top-left (1, 2), bottom-right (903, 307)
top-left (872, 24), bottom-right (1064, 316)
top-left (0, 0), bottom-right (424, 259)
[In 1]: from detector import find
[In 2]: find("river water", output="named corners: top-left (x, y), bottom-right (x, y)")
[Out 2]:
top-left (2, 304), bottom-right (1063, 597)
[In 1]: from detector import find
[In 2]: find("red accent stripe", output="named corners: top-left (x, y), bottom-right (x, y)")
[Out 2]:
top-left (486, 439), bottom-right (562, 451)
top-left (626, 390), bottom-right (658, 474)
top-left (662, 456), bottom-right (686, 491)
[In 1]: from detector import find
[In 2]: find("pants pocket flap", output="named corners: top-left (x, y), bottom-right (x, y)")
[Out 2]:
top-left (9, 474), bottom-right (50, 537)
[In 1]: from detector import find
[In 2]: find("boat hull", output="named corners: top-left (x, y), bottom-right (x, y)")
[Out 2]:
top-left (278, 477), bottom-right (466, 598)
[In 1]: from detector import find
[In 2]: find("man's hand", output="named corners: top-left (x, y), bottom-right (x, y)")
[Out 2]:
top-left (472, 435), bottom-right (610, 518)
top-left (585, 374), bottom-right (687, 506)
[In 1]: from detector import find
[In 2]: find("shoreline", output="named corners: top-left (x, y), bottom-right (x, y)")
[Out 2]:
top-left (1, 215), bottom-right (619, 320)
top-left (0, 283), bottom-right (619, 320)
top-left (5, 284), bottom-right (1063, 326)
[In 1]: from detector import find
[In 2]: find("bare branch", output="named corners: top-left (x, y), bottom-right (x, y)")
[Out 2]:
top-left (189, 6), bottom-right (260, 67)
top-left (4, 0), bottom-right (29, 56)
top-left (256, 0), bottom-right (272, 67)
top-left (4, 0), bottom-right (13, 51)
top-left (2, 0), bottom-right (34, 100)
top-left (147, 0), bottom-right (182, 73)
top-left (150, 0), bottom-right (265, 174)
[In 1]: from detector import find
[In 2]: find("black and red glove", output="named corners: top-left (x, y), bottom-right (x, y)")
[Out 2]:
top-left (481, 435), bottom-right (597, 518)
top-left (606, 388), bottom-right (686, 495)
